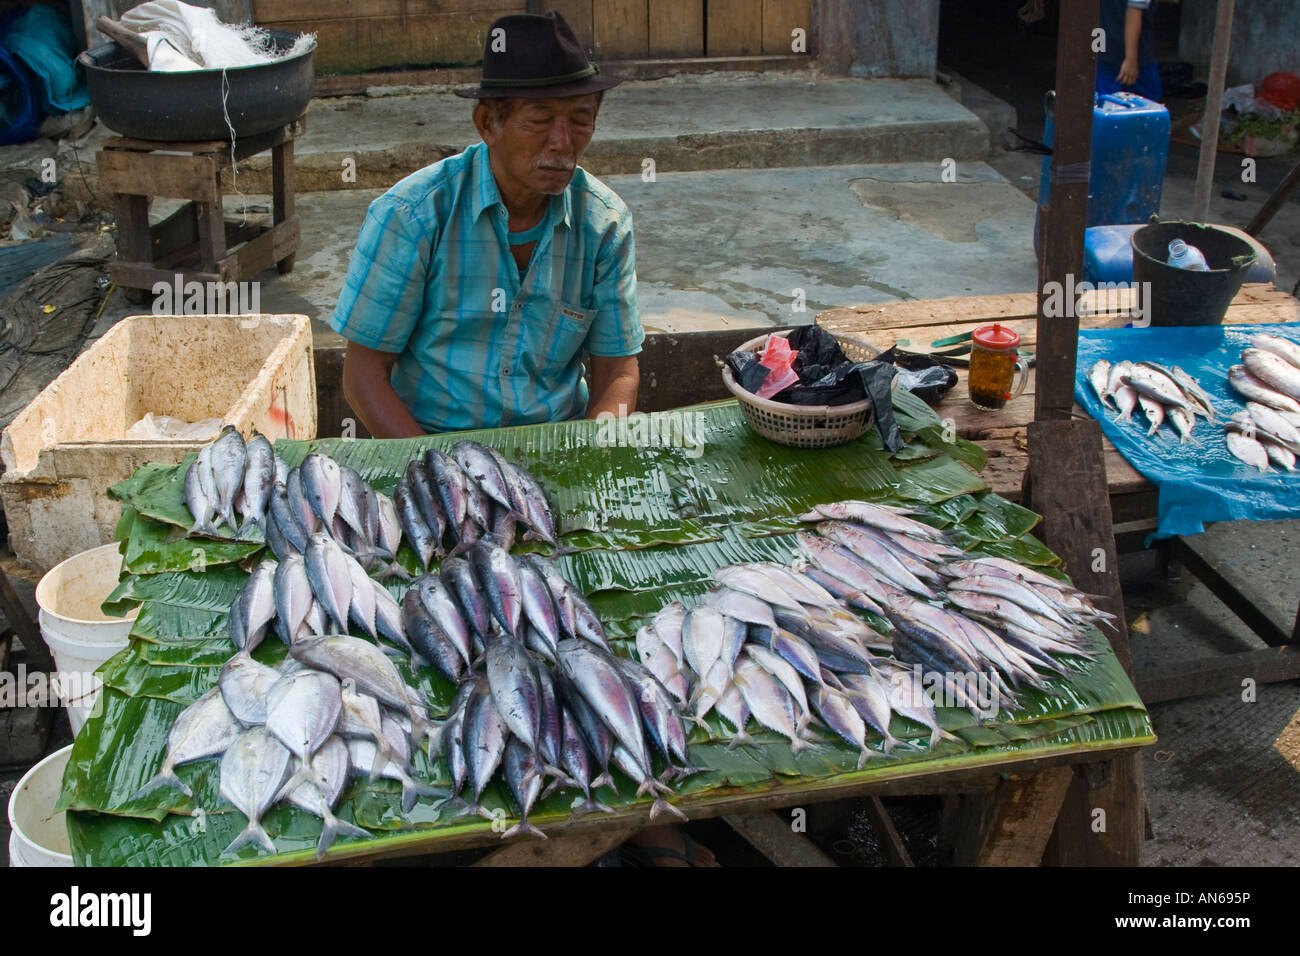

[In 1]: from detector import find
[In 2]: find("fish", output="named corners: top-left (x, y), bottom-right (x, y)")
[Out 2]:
top-left (881, 669), bottom-right (955, 748)
top-left (290, 635), bottom-right (428, 742)
top-left (555, 670), bottom-right (617, 792)
top-left (485, 631), bottom-right (543, 751)
top-left (424, 448), bottom-right (470, 544)
top-left (239, 433), bottom-right (275, 535)
top-left (440, 556), bottom-right (490, 640)
top-left (1226, 431), bottom-right (1270, 472)
top-left (808, 682), bottom-right (876, 768)
top-left (268, 485), bottom-right (306, 555)
top-left (615, 655), bottom-right (690, 767)
top-left (635, 625), bottom-right (690, 705)
top-left (434, 683), bottom-right (476, 796)
top-left (462, 472), bottom-right (494, 538)
top-left (300, 453), bottom-right (343, 531)
top-left (556, 578), bottom-right (610, 650)
top-left (335, 466), bottom-right (371, 542)
top-left (715, 679), bottom-right (753, 746)
top-left (1244, 348), bottom-right (1300, 402)
top-left (345, 731), bottom-right (445, 814)
top-left (1247, 402), bottom-right (1300, 450)
top-left (712, 565), bottom-right (803, 612)
top-left (836, 672), bottom-right (911, 752)
top-left (280, 736), bottom-right (370, 860)
top-left (531, 655), bottom-right (567, 774)
top-left (949, 574), bottom-right (1073, 629)
top-left (1136, 394), bottom-right (1165, 436)
top-left (813, 524), bottom-right (941, 594)
top-left (185, 448), bottom-right (216, 535)
top-left (404, 462), bottom-right (447, 546)
top-left (651, 602), bottom-right (687, 666)
top-left (305, 532), bottom-right (353, 633)
top-left (372, 580), bottom-right (412, 658)
top-left (743, 643), bottom-right (811, 731)
top-left (681, 606), bottom-right (726, 694)
top-left (733, 657), bottom-right (807, 752)
top-left (337, 683), bottom-right (395, 775)
top-left (285, 467), bottom-right (319, 540)
top-left (609, 744), bottom-right (687, 821)
top-left (460, 678), bottom-right (508, 815)
top-left (557, 707), bottom-right (614, 818)
top-left (273, 553), bottom-right (314, 644)
top-left (344, 558), bottom-right (378, 641)
top-left (470, 537), bottom-right (523, 637)
top-left (517, 557), bottom-right (561, 652)
top-left (210, 425), bottom-right (248, 531)
top-left (373, 491), bottom-right (403, 559)
top-left (556, 639), bottom-right (653, 783)
top-left (1230, 364), bottom-right (1300, 413)
top-left (1251, 333), bottom-right (1300, 370)
top-left (800, 500), bottom-right (946, 541)
top-left (229, 559), bottom-right (277, 654)
top-left (218, 655), bottom-right (280, 726)
top-left (132, 687), bottom-right (242, 800)
top-left (219, 726), bottom-right (292, 856)
top-left (500, 737), bottom-right (547, 841)
top-left (414, 574), bottom-right (474, 668)
top-left (800, 529), bottom-right (936, 600)
top-left (1264, 442), bottom-right (1297, 471)
top-left (509, 464), bottom-right (561, 549)
top-left (1168, 366), bottom-right (1217, 420)
top-left (454, 441), bottom-right (516, 513)
top-left (1168, 406), bottom-right (1196, 444)
top-left (1123, 364), bottom-right (1190, 410)
top-left (266, 669), bottom-right (343, 789)
top-left (401, 590), bottom-right (462, 682)
top-left (1088, 359), bottom-right (1115, 410)
top-left (394, 478), bottom-right (437, 569)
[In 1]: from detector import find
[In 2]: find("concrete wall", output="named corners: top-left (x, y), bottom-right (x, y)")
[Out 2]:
top-left (1179, 0), bottom-right (1300, 88)
top-left (813, 0), bottom-right (940, 77)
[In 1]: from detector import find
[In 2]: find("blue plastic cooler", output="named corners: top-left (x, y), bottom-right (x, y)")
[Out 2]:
top-left (1034, 91), bottom-right (1170, 253)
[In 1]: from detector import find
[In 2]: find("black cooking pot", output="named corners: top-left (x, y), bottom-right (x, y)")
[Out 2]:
top-left (78, 31), bottom-right (315, 142)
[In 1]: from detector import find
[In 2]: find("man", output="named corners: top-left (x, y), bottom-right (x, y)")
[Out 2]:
top-left (332, 11), bottom-right (715, 867)
top-left (1096, 0), bottom-right (1161, 102)
top-left (332, 10), bottom-right (641, 437)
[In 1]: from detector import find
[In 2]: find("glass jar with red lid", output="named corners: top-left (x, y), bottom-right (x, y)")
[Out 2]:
top-left (968, 324), bottom-right (1029, 411)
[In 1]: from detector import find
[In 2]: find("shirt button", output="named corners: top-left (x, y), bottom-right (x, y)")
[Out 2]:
top-left (503, 367), bottom-right (511, 376)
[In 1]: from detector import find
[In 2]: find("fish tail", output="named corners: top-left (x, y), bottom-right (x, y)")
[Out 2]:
top-left (502, 818), bottom-right (548, 841)
top-left (223, 821), bottom-right (277, 857)
top-left (568, 798), bottom-right (616, 822)
top-left (787, 734), bottom-right (812, 755)
top-left (130, 767), bottom-right (191, 802)
top-left (316, 811), bottom-right (370, 860)
top-left (384, 562), bottom-right (412, 582)
top-left (649, 796), bottom-right (688, 822)
top-left (590, 771), bottom-right (618, 794)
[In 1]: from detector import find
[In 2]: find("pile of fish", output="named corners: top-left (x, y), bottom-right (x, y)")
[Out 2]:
top-left (132, 634), bottom-right (445, 860)
top-left (1223, 333), bottom-right (1300, 472)
top-left (185, 425), bottom-right (288, 537)
top-left (1087, 359), bottom-right (1217, 442)
top-left (393, 441), bottom-right (561, 569)
top-left (635, 500), bottom-right (1107, 767)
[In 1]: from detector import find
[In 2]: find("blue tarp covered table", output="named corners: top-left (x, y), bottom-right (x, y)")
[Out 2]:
top-left (1074, 323), bottom-right (1300, 539)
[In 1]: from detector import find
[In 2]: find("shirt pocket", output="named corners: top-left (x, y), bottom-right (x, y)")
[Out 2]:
top-left (531, 301), bottom-right (596, 379)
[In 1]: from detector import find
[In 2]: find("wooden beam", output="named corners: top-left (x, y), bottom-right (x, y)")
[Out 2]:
top-left (1043, 756), bottom-right (1145, 866)
top-left (949, 767), bottom-right (1074, 866)
top-left (1137, 645), bottom-right (1300, 705)
top-left (1245, 159), bottom-right (1300, 237)
top-left (723, 810), bottom-right (838, 866)
top-left (0, 569), bottom-right (52, 673)
top-left (1034, 0), bottom-right (1098, 422)
top-left (1191, 0), bottom-right (1235, 221)
top-left (860, 796), bottom-right (914, 867)
top-left (472, 822), bottom-right (642, 866)
top-left (1167, 536), bottom-right (1295, 647)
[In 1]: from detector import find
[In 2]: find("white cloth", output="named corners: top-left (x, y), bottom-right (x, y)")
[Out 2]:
top-left (120, 0), bottom-right (275, 69)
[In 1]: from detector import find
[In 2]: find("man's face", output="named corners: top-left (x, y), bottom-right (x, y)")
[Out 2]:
top-left (481, 95), bottom-right (600, 197)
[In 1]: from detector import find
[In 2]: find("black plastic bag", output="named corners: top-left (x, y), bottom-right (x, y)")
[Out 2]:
top-left (877, 346), bottom-right (959, 406)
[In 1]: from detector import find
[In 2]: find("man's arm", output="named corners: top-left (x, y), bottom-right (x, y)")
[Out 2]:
top-left (586, 354), bottom-right (640, 419)
top-left (1118, 5), bottom-right (1143, 85)
top-left (342, 341), bottom-right (426, 438)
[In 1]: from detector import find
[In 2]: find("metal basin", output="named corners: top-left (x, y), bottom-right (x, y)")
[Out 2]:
top-left (78, 31), bottom-right (315, 142)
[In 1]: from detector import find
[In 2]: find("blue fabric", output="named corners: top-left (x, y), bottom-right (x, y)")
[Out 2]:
top-left (1074, 324), bottom-right (1300, 540)
top-left (1096, 61), bottom-right (1162, 103)
top-left (3, 6), bottom-right (88, 115)
top-left (331, 141), bottom-right (643, 433)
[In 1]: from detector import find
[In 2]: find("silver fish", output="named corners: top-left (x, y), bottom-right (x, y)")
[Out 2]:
top-left (501, 737), bottom-right (547, 841)
top-left (1231, 362), bottom-right (1300, 412)
top-left (440, 556), bottom-right (490, 640)
top-left (557, 706), bottom-right (614, 819)
top-left (1251, 333), bottom-right (1300, 370)
top-left (281, 736), bottom-right (369, 860)
top-left (231, 558), bottom-right (277, 654)
top-left (424, 448), bottom-right (470, 543)
top-left (132, 687), bottom-right (241, 800)
top-left (615, 655), bottom-right (690, 766)
top-left (681, 606), bottom-right (726, 692)
top-left (1247, 402), bottom-right (1300, 450)
top-left (461, 678), bottom-right (508, 813)
top-left (453, 441), bottom-right (516, 512)
top-left (484, 631), bottom-right (542, 750)
top-left (219, 655), bottom-right (280, 726)
top-left (609, 744), bottom-right (687, 821)
top-left (274, 553), bottom-right (314, 644)
top-left (1136, 394), bottom-right (1164, 436)
top-left (1245, 348), bottom-right (1300, 401)
top-left (715, 679), bottom-right (753, 746)
top-left (1169, 366), bottom-right (1217, 420)
top-left (1088, 359), bottom-right (1115, 410)
top-left (345, 556), bottom-right (377, 640)
top-left (635, 625), bottom-right (689, 705)
top-left (346, 732), bottom-right (444, 814)
top-left (743, 643), bottom-right (811, 731)
top-left (556, 639), bottom-right (653, 781)
top-left (210, 425), bottom-right (247, 531)
top-left (336, 466), bottom-right (371, 542)
top-left (394, 479), bottom-right (437, 569)
top-left (305, 532), bottom-right (354, 633)
top-left (239, 433), bottom-right (275, 535)
top-left (809, 682), bottom-right (875, 768)
top-left (1264, 441), bottom-right (1297, 471)
top-left (1124, 365), bottom-right (1190, 410)
top-left (802, 500), bottom-right (947, 541)
top-left (285, 467), bottom-right (320, 539)
top-left (1226, 431), bottom-right (1270, 472)
top-left (290, 635), bottom-right (428, 742)
top-left (712, 566), bottom-right (801, 612)
top-left (510, 463), bottom-right (561, 549)
top-left (185, 448), bottom-right (216, 535)
top-left (414, 574), bottom-right (474, 668)
top-left (266, 669), bottom-right (343, 786)
top-left (837, 672), bottom-right (909, 752)
top-left (1168, 406), bottom-right (1196, 444)
top-left (220, 726), bottom-right (292, 856)
top-left (373, 491), bottom-right (403, 559)
top-left (517, 557), bottom-right (561, 652)
top-left (470, 536), bottom-right (523, 637)
top-left (521, 554), bottom-right (579, 638)
top-left (301, 452), bottom-right (343, 528)
top-left (372, 580), bottom-right (412, 658)
top-left (734, 657), bottom-right (807, 753)
top-left (337, 683), bottom-right (395, 776)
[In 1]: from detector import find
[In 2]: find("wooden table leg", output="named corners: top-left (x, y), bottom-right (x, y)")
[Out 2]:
top-left (1043, 755), bottom-right (1145, 866)
top-left (471, 822), bottom-right (642, 866)
top-left (723, 810), bottom-right (838, 866)
top-left (948, 766), bottom-right (1074, 866)
top-left (273, 138), bottom-right (296, 275)
top-left (861, 796), bottom-right (914, 866)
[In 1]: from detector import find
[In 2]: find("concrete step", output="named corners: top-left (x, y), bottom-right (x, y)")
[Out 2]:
top-left (224, 72), bottom-right (990, 194)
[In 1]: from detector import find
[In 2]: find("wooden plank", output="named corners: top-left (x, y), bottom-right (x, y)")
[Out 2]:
top-left (257, 13), bottom-right (513, 74)
top-left (472, 822), bottom-right (641, 866)
top-left (0, 570), bottom-right (52, 673)
top-left (707, 0), bottom-right (761, 55)
top-left (149, 203), bottom-right (199, 262)
top-left (950, 767), bottom-right (1074, 866)
top-left (761, 0), bottom-right (808, 55)
top-left (592, 0), bottom-right (648, 59)
top-left (723, 810), bottom-right (838, 866)
top-left (273, 139), bottom-right (297, 274)
top-left (99, 151), bottom-right (221, 204)
top-left (545, 0), bottom-right (595, 51)
top-left (196, 202), bottom-right (226, 272)
top-left (219, 217), bottom-right (301, 281)
top-left (647, 0), bottom-right (703, 57)
top-left (1137, 645), bottom-right (1300, 705)
top-left (1044, 756), bottom-right (1145, 866)
top-left (156, 218), bottom-right (264, 272)
top-left (113, 193), bottom-right (151, 268)
top-left (1168, 536), bottom-right (1295, 647)
top-left (860, 796), bottom-right (914, 866)
top-left (1246, 158), bottom-right (1300, 237)
top-left (254, 0), bottom-right (505, 19)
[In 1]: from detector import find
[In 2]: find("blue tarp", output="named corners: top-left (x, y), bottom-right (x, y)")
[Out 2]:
top-left (1074, 323), bottom-right (1300, 540)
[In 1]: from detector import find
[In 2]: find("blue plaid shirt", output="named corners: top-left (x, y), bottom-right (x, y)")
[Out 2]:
top-left (331, 141), bottom-right (643, 432)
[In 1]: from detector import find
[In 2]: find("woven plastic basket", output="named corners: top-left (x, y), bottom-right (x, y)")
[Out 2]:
top-left (720, 332), bottom-right (874, 449)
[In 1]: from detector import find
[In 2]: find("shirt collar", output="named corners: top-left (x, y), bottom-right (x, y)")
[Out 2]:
top-left (471, 142), bottom-right (574, 230)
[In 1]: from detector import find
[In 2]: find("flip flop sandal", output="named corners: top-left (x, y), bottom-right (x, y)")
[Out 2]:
top-left (620, 831), bottom-right (712, 867)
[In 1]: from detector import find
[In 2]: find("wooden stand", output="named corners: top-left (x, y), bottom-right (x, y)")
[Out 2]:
top-left (98, 117), bottom-right (304, 303)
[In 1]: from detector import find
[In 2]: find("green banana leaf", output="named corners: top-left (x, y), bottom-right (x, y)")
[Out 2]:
top-left (66, 400), bottom-right (1152, 866)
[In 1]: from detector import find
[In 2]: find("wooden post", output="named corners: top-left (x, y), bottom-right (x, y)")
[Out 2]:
top-left (1191, 0), bottom-right (1236, 222)
top-left (1034, 0), bottom-right (1099, 422)
top-left (1245, 159), bottom-right (1300, 237)
top-left (948, 768), bottom-right (1074, 866)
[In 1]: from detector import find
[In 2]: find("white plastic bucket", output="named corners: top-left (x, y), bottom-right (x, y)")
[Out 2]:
top-left (7, 745), bottom-right (73, 866)
top-left (35, 543), bottom-right (137, 734)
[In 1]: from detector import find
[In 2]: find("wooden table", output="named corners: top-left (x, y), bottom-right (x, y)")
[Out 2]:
top-left (816, 284), bottom-right (1300, 531)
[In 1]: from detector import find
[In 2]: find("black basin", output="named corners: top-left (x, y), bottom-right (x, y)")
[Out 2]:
top-left (78, 31), bottom-right (315, 142)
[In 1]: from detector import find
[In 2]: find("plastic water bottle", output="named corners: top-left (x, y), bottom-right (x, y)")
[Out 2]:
top-left (1167, 239), bottom-right (1210, 271)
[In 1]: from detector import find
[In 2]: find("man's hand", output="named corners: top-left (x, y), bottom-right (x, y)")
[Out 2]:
top-left (1117, 55), bottom-right (1139, 86)
top-left (1118, 5), bottom-right (1142, 86)
top-left (586, 354), bottom-right (640, 419)
top-left (341, 341), bottom-right (426, 438)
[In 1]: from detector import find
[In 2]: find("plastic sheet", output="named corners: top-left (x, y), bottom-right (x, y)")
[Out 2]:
top-left (1074, 323), bottom-right (1300, 540)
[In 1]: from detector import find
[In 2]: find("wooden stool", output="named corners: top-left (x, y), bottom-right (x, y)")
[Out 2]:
top-left (97, 115), bottom-right (304, 303)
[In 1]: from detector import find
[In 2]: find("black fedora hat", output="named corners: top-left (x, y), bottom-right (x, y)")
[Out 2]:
top-left (455, 10), bottom-right (621, 99)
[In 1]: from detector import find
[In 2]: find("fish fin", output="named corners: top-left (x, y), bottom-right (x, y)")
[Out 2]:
top-left (568, 798), bottom-right (615, 821)
top-left (502, 819), bottom-right (548, 841)
top-left (223, 821), bottom-right (277, 857)
top-left (590, 772), bottom-right (618, 794)
top-left (724, 729), bottom-right (755, 750)
top-left (649, 796), bottom-right (688, 822)
top-left (316, 812), bottom-right (371, 860)
top-left (130, 767), bottom-right (191, 802)
top-left (400, 777), bottom-right (420, 814)
top-left (787, 735), bottom-right (812, 755)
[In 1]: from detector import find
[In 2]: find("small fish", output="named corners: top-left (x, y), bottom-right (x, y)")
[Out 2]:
top-left (394, 478), bottom-right (437, 569)
top-left (733, 657), bottom-right (807, 753)
top-left (239, 433), bottom-right (275, 535)
top-left (185, 447), bottom-right (217, 535)
top-left (1231, 362), bottom-right (1300, 412)
top-left (210, 425), bottom-right (248, 531)
top-left (290, 635), bottom-right (428, 742)
top-left (500, 738), bottom-right (547, 841)
top-left (1263, 441), bottom-right (1297, 471)
top-left (218, 655), bottom-right (280, 726)
top-left (300, 453), bottom-right (343, 529)
top-left (265, 669), bottom-right (344, 789)
top-left (1088, 360), bottom-right (1115, 410)
top-left (1226, 431), bottom-right (1271, 473)
top-left (219, 726), bottom-right (292, 857)
top-left (132, 687), bottom-right (241, 800)
top-left (1136, 394), bottom-right (1164, 436)
top-left (1169, 366), bottom-right (1217, 420)
top-left (1251, 333), bottom-right (1300, 371)
top-left (1168, 406), bottom-right (1196, 444)
top-left (281, 736), bottom-right (371, 860)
